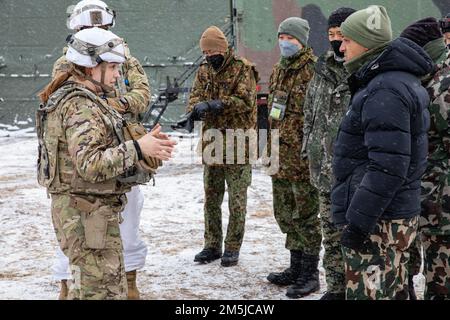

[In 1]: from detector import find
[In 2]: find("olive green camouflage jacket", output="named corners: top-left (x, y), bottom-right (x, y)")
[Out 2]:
top-left (268, 47), bottom-right (316, 181)
top-left (187, 49), bottom-right (258, 165)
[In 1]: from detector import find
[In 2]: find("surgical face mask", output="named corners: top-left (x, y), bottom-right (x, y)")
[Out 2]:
top-left (330, 40), bottom-right (344, 58)
top-left (206, 54), bottom-right (225, 70)
top-left (279, 40), bottom-right (300, 58)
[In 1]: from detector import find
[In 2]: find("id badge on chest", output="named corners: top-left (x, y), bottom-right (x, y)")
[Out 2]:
top-left (270, 90), bottom-right (288, 121)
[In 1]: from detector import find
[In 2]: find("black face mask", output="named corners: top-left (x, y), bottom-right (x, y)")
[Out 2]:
top-left (206, 54), bottom-right (225, 70)
top-left (330, 40), bottom-right (344, 58)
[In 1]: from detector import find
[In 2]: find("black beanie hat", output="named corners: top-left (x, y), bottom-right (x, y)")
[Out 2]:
top-left (328, 7), bottom-right (356, 29)
top-left (400, 17), bottom-right (443, 47)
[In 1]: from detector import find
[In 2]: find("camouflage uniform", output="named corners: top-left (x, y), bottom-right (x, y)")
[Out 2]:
top-left (303, 51), bottom-right (351, 293)
top-left (268, 48), bottom-right (321, 255)
top-left (419, 50), bottom-right (450, 300)
top-left (187, 49), bottom-right (257, 252)
top-left (52, 44), bottom-right (150, 117)
top-left (36, 80), bottom-right (143, 299)
top-left (343, 217), bottom-right (419, 300)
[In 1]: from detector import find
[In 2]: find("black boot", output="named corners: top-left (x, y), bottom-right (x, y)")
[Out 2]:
top-left (221, 250), bottom-right (239, 267)
top-left (286, 253), bottom-right (320, 298)
top-left (267, 250), bottom-right (302, 286)
top-left (320, 292), bottom-right (345, 300)
top-left (194, 248), bottom-right (222, 263)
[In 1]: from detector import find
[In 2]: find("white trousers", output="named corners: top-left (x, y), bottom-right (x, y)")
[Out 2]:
top-left (52, 186), bottom-right (148, 280)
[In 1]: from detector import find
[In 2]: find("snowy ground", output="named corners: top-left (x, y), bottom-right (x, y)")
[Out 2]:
top-left (0, 130), bottom-right (425, 300)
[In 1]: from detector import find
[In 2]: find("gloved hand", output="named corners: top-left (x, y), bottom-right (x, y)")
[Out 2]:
top-left (193, 102), bottom-right (210, 120)
top-left (207, 99), bottom-right (224, 115)
top-left (171, 111), bottom-right (196, 133)
top-left (193, 100), bottom-right (224, 119)
top-left (340, 224), bottom-right (373, 252)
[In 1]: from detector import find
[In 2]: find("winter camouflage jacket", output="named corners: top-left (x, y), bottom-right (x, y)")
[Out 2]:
top-left (421, 50), bottom-right (450, 236)
top-left (36, 80), bottom-right (140, 196)
top-left (187, 49), bottom-right (258, 165)
top-left (303, 51), bottom-right (350, 193)
top-left (52, 44), bottom-right (150, 118)
top-left (268, 47), bottom-right (316, 181)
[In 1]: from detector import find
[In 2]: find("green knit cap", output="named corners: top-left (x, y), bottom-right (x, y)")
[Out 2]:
top-left (278, 17), bottom-right (310, 47)
top-left (341, 5), bottom-right (393, 49)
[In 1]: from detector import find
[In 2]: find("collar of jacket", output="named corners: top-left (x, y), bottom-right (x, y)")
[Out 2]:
top-left (423, 38), bottom-right (447, 65)
top-left (278, 47), bottom-right (315, 70)
top-left (315, 50), bottom-right (348, 84)
top-left (344, 42), bottom-right (390, 75)
top-left (208, 48), bottom-right (234, 74)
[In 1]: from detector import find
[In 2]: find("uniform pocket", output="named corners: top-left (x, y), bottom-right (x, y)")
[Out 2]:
top-left (84, 206), bottom-right (111, 249)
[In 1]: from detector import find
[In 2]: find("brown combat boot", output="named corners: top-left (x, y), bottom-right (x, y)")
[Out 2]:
top-left (126, 270), bottom-right (140, 300)
top-left (58, 280), bottom-right (68, 300)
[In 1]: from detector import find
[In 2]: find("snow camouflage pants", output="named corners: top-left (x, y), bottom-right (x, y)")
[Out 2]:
top-left (51, 194), bottom-right (127, 300)
top-left (319, 192), bottom-right (345, 294)
top-left (342, 217), bottom-right (418, 300)
top-left (271, 178), bottom-right (321, 256)
top-left (203, 164), bottom-right (252, 252)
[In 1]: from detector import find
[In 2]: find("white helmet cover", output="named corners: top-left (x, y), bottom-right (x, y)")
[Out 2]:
top-left (68, 0), bottom-right (116, 30)
top-left (66, 27), bottom-right (125, 67)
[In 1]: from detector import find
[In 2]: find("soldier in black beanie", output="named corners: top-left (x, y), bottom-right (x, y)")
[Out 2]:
top-left (401, 17), bottom-right (447, 64)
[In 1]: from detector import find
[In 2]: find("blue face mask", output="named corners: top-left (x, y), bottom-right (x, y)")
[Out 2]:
top-left (279, 40), bottom-right (300, 57)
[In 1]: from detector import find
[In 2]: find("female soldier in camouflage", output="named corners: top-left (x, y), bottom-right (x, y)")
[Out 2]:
top-left (37, 27), bottom-right (175, 299)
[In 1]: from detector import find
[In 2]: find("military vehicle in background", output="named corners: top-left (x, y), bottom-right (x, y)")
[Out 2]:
top-left (1, 0), bottom-right (448, 132)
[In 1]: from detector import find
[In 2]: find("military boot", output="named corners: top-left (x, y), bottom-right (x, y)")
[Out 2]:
top-left (58, 279), bottom-right (68, 300)
top-left (267, 250), bottom-right (302, 286)
top-left (126, 270), bottom-right (140, 300)
top-left (286, 253), bottom-right (320, 298)
top-left (194, 248), bottom-right (222, 263)
top-left (221, 250), bottom-right (239, 267)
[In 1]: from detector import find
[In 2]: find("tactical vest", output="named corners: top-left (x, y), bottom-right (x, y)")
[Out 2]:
top-left (36, 82), bottom-right (150, 195)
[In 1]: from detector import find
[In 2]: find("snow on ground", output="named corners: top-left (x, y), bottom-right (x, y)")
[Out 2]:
top-left (0, 133), bottom-right (425, 300)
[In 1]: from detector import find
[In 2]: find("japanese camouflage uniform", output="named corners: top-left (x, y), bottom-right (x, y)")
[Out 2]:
top-left (267, 47), bottom-right (321, 255)
top-left (187, 49), bottom-right (258, 252)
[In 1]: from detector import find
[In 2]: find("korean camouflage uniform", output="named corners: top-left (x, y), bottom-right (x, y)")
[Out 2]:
top-left (268, 48), bottom-right (321, 255)
top-left (187, 49), bottom-right (258, 252)
top-left (303, 51), bottom-right (351, 294)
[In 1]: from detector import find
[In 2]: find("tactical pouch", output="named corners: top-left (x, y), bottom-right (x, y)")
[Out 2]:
top-left (72, 197), bottom-right (110, 250)
top-left (122, 121), bottom-right (162, 174)
top-left (269, 90), bottom-right (288, 121)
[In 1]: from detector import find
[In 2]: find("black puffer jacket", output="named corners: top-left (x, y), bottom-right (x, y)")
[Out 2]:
top-left (331, 37), bottom-right (433, 234)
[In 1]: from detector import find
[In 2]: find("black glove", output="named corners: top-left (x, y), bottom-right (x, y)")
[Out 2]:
top-left (193, 100), bottom-right (224, 120)
top-left (207, 99), bottom-right (224, 115)
top-left (340, 224), bottom-right (373, 252)
top-left (193, 102), bottom-right (210, 120)
top-left (171, 111), bottom-right (195, 133)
